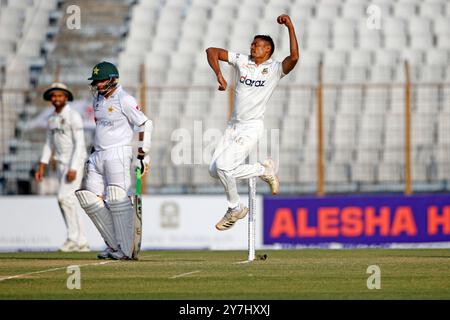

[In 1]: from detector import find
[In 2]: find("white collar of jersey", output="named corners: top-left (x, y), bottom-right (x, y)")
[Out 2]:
top-left (53, 104), bottom-right (71, 116)
top-left (109, 85), bottom-right (123, 98)
top-left (96, 84), bottom-right (122, 101)
top-left (248, 57), bottom-right (273, 66)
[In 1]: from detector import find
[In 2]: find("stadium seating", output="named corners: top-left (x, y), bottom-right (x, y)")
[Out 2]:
top-left (105, 0), bottom-right (450, 193)
top-left (0, 0), bottom-right (61, 163)
top-left (1, 0), bottom-right (449, 194)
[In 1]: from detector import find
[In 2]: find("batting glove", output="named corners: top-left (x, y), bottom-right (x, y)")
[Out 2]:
top-left (135, 153), bottom-right (150, 178)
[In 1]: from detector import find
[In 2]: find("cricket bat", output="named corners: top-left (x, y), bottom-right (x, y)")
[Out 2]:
top-left (132, 167), bottom-right (143, 260)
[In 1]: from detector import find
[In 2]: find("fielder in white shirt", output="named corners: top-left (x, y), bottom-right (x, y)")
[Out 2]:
top-left (206, 14), bottom-right (299, 230)
top-left (35, 83), bottom-right (90, 252)
top-left (75, 61), bottom-right (152, 260)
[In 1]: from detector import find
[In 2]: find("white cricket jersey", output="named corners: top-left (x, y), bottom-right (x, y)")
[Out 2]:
top-left (92, 85), bottom-right (148, 150)
top-left (40, 104), bottom-right (87, 170)
top-left (228, 52), bottom-right (285, 122)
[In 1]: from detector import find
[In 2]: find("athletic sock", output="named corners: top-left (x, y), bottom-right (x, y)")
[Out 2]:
top-left (231, 203), bottom-right (241, 212)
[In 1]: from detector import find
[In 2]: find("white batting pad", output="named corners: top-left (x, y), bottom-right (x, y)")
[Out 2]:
top-left (107, 185), bottom-right (134, 258)
top-left (75, 190), bottom-right (118, 250)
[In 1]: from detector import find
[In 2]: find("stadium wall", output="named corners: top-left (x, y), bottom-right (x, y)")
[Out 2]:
top-left (0, 195), bottom-right (263, 252)
top-left (0, 194), bottom-right (449, 252)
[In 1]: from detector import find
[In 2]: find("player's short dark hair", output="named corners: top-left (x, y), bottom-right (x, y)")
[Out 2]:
top-left (254, 35), bottom-right (275, 57)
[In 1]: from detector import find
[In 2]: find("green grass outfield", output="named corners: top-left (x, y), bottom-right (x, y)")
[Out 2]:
top-left (0, 249), bottom-right (449, 299)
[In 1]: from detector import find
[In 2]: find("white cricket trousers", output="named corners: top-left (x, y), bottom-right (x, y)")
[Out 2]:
top-left (209, 120), bottom-right (265, 208)
top-left (57, 162), bottom-right (88, 246)
top-left (84, 145), bottom-right (133, 196)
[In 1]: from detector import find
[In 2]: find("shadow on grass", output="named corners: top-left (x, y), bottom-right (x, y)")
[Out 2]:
top-left (138, 258), bottom-right (207, 263)
top-left (0, 256), bottom-right (97, 261)
top-left (0, 255), bottom-right (208, 263)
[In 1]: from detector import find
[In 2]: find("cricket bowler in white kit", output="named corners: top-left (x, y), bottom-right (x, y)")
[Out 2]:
top-left (206, 14), bottom-right (299, 230)
top-left (75, 61), bottom-right (152, 260)
top-left (35, 83), bottom-right (90, 252)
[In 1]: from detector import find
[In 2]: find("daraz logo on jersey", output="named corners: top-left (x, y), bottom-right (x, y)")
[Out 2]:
top-left (239, 75), bottom-right (265, 87)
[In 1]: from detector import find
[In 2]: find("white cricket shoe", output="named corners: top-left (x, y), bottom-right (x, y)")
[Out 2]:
top-left (215, 204), bottom-right (249, 231)
top-left (108, 249), bottom-right (131, 260)
top-left (59, 240), bottom-right (79, 252)
top-left (97, 247), bottom-right (114, 259)
top-left (259, 159), bottom-right (279, 195)
top-left (77, 243), bottom-right (91, 252)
